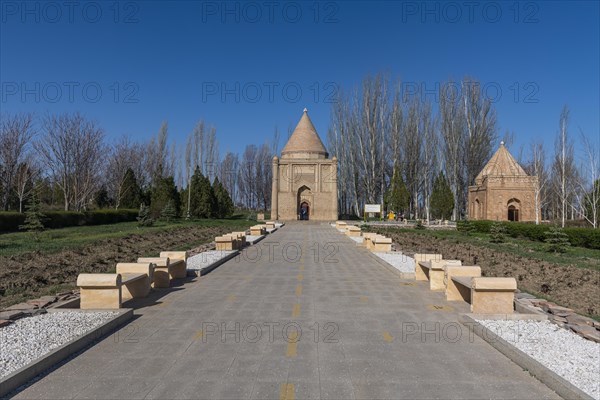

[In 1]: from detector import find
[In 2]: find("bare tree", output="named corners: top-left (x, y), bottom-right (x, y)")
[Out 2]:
top-left (439, 80), bottom-right (465, 220)
top-left (13, 155), bottom-right (40, 213)
top-left (106, 136), bottom-right (143, 209)
top-left (36, 113), bottom-right (105, 211)
top-left (220, 152), bottom-right (239, 206)
top-left (461, 78), bottom-right (498, 214)
top-left (0, 113), bottom-right (36, 211)
top-left (525, 140), bottom-right (549, 225)
top-left (577, 132), bottom-right (600, 228)
top-left (551, 106), bottom-right (576, 227)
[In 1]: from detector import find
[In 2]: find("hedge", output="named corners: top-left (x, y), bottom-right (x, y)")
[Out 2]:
top-left (456, 220), bottom-right (600, 250)
top-left (0, 209), bottom-right (139, 232)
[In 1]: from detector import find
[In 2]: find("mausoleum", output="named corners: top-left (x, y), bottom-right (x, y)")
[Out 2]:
top-left (468, 142), bottom-right (539, 222)
top-left (271, 109), bottom-right (338, 221)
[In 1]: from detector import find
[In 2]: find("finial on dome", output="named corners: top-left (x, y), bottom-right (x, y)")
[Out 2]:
top-left (303, 108), bottom-right (308, 113)
top-left (500, 141), bottom-right (505, 146)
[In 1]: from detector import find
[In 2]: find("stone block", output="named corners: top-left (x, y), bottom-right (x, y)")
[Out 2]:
top-left (77, 273), bottom-right (122, 310)
top-left (138, 257), bottom-right (170, 288)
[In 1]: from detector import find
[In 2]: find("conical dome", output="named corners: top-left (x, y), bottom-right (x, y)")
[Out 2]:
top-left (281, 109), bottom-right (328, 159)
top-left (475, 142), bottom-right (527, 184)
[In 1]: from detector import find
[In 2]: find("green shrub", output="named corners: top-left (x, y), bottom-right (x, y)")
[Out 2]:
top-left (0, 212), bottom-right (26, 232)
top-left (490, 222), bottom-right (507, 243)
top-left (0, 209), bottom-right (139, 232)
top-left (454, 220), bottom-right (600, 250)
top-left (545, 225), bottom-right (571, 253)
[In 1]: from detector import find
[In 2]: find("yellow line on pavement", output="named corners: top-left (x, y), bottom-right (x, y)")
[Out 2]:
top-left (383, 331), bottom-right (394, 342)
top-left (297, 274), bottom-right (303, 281)
top-left (360, 296), bottom-right (369, 302)
top-left (193, 330), bottom-right (204, 340)
top-left (292, 303), bottom-right (301, 318)
top-left (286, 331), bottom-right (298, 357)
top-left (227, 295), bottom-right (236, 302)
top-left (279, 384), bottom-right (295, 400)
top-left (295, 284), bottom-right (302, 296)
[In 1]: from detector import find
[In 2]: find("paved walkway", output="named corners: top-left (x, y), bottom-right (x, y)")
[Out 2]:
top-left (13, 223), bottom-right (559, 399)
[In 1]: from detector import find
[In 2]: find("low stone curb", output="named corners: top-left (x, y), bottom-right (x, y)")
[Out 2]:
top-left (187, 250), bottom-right (240, 277)
top-left (458, 313), bottom-right (594, 400)
top-left (246, 235), bottom-right (266, 245)
top-left (0, 308), bottom-right (133, 398)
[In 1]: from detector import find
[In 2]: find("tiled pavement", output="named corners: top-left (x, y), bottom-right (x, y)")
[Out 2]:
top-left (12, 223), bottom-right (559, 399)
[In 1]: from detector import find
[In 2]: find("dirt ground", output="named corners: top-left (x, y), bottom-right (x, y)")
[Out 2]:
top-left (372, 229), bottom-right (600, 318)
top-left (0, 225), bottom-right (243, 309)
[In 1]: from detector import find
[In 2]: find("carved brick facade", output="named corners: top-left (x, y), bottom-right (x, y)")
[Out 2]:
top-left (271, 109), bottom-right (338, 221)
top-left (468, 143), bottom-right (539, 222)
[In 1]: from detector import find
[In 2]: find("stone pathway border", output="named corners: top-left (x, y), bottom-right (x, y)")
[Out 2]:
top-left (459, 313), bottom-right (595, 400)
top-left (0, 308), bottom-right (132, 398)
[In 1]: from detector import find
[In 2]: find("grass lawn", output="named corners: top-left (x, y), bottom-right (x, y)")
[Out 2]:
top-left (0, 218), bottom-right (254, 257)
top-left (371, 226), bottom-right (600, 271)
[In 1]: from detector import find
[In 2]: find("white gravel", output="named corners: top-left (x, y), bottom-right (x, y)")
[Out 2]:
top-left (373, 252), bottom-right (415, 274)
top-left (0, 311), bottom-right (118, 379)
top-left (477, 319), bottom-right (600, 399)
top-left (350, 236), bottom-right (363, 244)
top-left (245, 235), bottom-right (264, 244)
top-left (186, 250), bottom-right (237, 271)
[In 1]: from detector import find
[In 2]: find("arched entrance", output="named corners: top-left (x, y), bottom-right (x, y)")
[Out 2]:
top-left (507, 198), bottom-right (520, 221)
top-left (297, 186), bottom-right (312, 220)
top-left (300, 202), bottom-right (309, 220)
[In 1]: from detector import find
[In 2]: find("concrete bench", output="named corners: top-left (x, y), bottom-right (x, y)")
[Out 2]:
top-left (444, 265), bottom-right (481, 301)
top-left (116, 263), bottom-right (153, 301)
top-left (451, 276), bottom-right (517, 314)
top-left (345, 225), bottom-right (361, 237)
top-left (159, 251), bottom-right (187, 279)
top-left (77, 270), bottom-right (149, 310)
top-left (417, 259), bottom-right (462, 290)
top-left (413, 254), bottom-right (443, 280)
top-left (216, 235), bottom-right (236, 251)
top-left (361, 232), bottom-right (378, 248)
top-left (231, 231), bottom-right (247, 247)
top-left (266, 221), bottom-right (276, 228)
top-left (137, 257), bottom-right (171, 288)
top-left (372, 236), bottom-right (392, 252)
top-left (413, 253), bottom-right (443, 263)
top-left (250, 225), bottom-right (266, 236)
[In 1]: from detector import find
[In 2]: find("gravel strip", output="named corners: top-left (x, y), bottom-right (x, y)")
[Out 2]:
top-left (477, 319), bottom-right (600, 399)
top-left (0, 311), bottom-right (118, 379)
top-left (373, 252), bottom-right (415, 274)
top-left (350, 237), bottom-right (363, 244)
top-left (245, 235), bottom-right (264, 244)
top-left (186, 250), bottom-right (237, 271)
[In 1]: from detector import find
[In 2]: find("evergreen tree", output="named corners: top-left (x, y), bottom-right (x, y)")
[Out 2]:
top-left (489, 221), bottom-right (506, 243)
top-left (161, 200), bottom-right (177, 222)
top-left (120, 168), bottom-right (141, 209)
top-left (19, 190), bottom-right (45, 240)
top-left (94, 186), bottom-right (110, 208)
top-left (212, 177), bottom-right (234, 218)
top-left (150, 176), bottom-right (180, 218)
top-left (430, 172), bottom-right (455, 220)
top-left (137, 203), bottom-right (154, 227)
top-left (385, 166), bottom-right (410, 214)
top-left (545, 225), bottom-right (571, 253)
top-left (189, 167), bottom-right (215, 218)
top-left (458, 219), bottom-right (474, 235)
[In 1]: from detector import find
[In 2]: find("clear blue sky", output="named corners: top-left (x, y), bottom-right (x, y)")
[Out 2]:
top-left (1, 1), bottom-right (598, 159)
